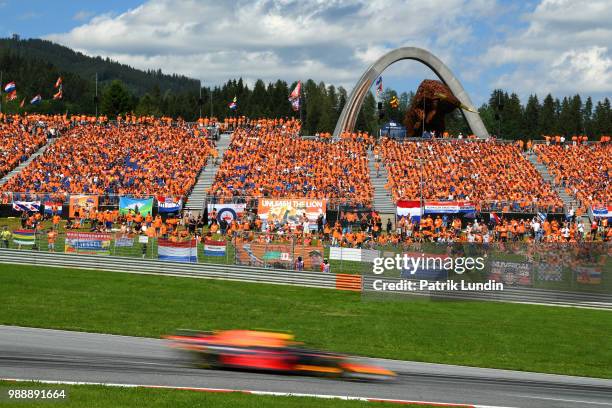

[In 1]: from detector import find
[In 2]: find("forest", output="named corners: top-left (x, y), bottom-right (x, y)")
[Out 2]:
top-left (1, 37), bottom-right (610, 138)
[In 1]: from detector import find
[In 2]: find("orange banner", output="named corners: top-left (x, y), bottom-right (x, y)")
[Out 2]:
top-left (69, 195), bottom-right (98, 218)
top-left (257, 199), bottom-right (326, 229)
top-left (235, 241), bottom-right (325, 271)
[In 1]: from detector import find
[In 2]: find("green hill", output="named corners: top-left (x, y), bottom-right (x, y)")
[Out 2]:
top-left (0, 37), bottom-right (198, 96)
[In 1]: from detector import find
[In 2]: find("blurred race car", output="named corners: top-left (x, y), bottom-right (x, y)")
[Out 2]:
top-left (164, 329), bottom-right (396, 381)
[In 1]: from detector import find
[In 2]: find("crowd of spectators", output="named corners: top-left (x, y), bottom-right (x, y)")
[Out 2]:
top-left (208, 121), bottom-right (373, 205)
top-left (379, 138), bottom-right (565, 213)
top-left (0, 114), bottom-right (69, 180)
top-left (533, 141), bottom-right (611, 211)
top-left (1, 121), bottom-right (213, 198)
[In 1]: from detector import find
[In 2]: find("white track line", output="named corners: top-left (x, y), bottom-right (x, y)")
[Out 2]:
top-left (0, 378), bottom-right (515, 408)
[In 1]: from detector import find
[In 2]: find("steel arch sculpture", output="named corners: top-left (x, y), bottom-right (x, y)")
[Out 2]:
top-left (333, 47), bottom-right (489, 139)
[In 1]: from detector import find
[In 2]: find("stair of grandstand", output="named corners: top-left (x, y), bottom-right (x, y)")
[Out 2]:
top-left (0, 137), bottom-right (57, 188)
top-left (367, 149), bottom-right (395, 214)
top-left (523, 150), bottom-right (590, 223)
top-left (184, 132), bottom-right (233, 212)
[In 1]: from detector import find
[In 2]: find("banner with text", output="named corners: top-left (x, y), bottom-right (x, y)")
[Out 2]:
top-left (65, 232), bottom-right (112, 255)
top-left (257, 199), bottom-right (326, 230)
top-left (424, 201), bottom-right (475, 214)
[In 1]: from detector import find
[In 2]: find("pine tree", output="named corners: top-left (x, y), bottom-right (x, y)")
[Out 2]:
top-left (100, 80), bottom-right (134, 116)
top-left (522, 94), bottom-right (540, 139)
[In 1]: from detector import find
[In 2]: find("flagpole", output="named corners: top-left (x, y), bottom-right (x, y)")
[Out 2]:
top-left (95, 73), bottom-right (98, 118)
top-left (198, 80), bottom-right (202, 119)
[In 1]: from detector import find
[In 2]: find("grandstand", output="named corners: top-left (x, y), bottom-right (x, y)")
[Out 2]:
top-left (533, 142), bottom-right (611, 213)
top-left (1, 120), bottom-right (212, 199)
top-left (207, 121), bottom-right (374, 206)
top-left (379, 138), bottom-right (565, 213)
top-left (0, 113), bottom-right (609, 248)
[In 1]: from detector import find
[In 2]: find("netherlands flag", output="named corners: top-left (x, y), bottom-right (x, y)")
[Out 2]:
top-left (228, 96), bottom-right (237, 110)
top-left (204, 239), bottom-right (226, 257)
top-left (30, 94), bottom-right (42, 105)
top-left (4, 82), bottom-right (16, 93)
top-left (396, 200), bottom-right (422, 221)
top-left (158, 239), bottom-right (197, 263)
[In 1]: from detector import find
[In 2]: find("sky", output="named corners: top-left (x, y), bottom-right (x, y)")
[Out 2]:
top-left (0, 0), bottom-right (610, 106)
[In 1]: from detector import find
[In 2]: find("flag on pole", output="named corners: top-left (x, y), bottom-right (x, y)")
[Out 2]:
top-left (228, 96), bottom-right (237, 110)
top-left (53, 87), bottom-right (63, 100)
top-left (3, 82), bottom-right (16, 93)
top-left (54, 77), bottom-right (62, 88)
top-left (30, 94), bottom-right (42, 105)
top-left (19, 98), bottom-right (25, 108)
top-left (375, 76), bottom-right (383, 95)
top-left (288, 81), bottom-right (301, 112)
top-left (7, 90), bottom-right (17, 101)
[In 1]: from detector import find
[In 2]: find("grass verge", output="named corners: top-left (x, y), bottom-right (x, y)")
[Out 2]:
top-left (1, 263), bottom-right (611, 378)
top-left (0, 381), bottom-right (451, 408)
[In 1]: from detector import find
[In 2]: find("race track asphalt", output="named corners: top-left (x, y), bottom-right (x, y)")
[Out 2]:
top-left (1, 325), bottom-right (611, 408)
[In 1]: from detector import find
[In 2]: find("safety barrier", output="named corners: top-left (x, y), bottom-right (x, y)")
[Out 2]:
top-left (0, 249), bottom-right (347, 290)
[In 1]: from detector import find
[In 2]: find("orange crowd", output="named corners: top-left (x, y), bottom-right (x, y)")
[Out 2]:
top-left (379, 138), bottom-right (565, 212)
top-left (208, 122), bottom-right (373, 205)
top-left (533, 142), bottom-right (611, 210)
top-left (0, 113), bottom-right (75, 180)
top-left (1, 121), bottom-right (212, 197)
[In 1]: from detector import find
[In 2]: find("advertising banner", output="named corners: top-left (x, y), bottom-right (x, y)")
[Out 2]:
top-left (235, 241), bottom-right (324, 271)
top-left (257, 199), bottom-right (326, 230)
top-left (69, 195), bottom-right (98, 218)
top-left (207, 203), bottom-right (246, 223)
top-left (488, 260), bottom-right (532, 286)
top-left (424, 201), bottom-right (475, 214)
top-left (157, 196), bottom-right (183, 213)
top-left (65, 232), bottom-right (112, 255)
top-left (119, 196), bottom-right (153, 216)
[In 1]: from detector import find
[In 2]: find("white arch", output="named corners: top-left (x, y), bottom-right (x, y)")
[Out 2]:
top-left (333, 47), bottom-right (489, 139)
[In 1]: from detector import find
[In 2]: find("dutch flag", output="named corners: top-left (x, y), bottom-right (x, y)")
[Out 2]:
top-left (204, 239), bottom-right (226, 257)
top-left (4, 82), bottom-right (16, 93)
top-left (158, 239), bottom-right (198, 263)
top-left (30, 94), bottom-right (42, 105)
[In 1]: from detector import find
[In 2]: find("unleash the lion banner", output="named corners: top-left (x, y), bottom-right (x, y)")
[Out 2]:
top-left (257, 199), bottom-right (326, 230)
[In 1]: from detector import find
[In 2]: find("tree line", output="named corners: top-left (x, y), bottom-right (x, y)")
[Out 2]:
top-left (1, 39), bottom-right (610, 138)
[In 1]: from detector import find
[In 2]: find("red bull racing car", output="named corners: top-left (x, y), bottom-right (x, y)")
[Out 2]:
top-left (164, 329), bottom-right (395, 381)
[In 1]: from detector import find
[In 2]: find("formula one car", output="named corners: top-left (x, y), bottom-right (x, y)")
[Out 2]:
top-left (164, 329), bottom-right (396, 381)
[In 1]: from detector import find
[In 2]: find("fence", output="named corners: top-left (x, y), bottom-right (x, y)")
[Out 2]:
top-left (1, 228), bottom-right (609, 291)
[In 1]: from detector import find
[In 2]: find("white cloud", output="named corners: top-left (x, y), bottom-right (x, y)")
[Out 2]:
top-left (45, 0), bottom-right (493, 89)
top-left (483, 0), bottom-right (612, 96)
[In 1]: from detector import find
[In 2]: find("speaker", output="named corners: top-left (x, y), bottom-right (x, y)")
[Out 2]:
top-left (377, 102), bottom-right (383, 110)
